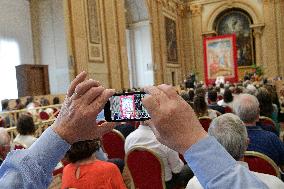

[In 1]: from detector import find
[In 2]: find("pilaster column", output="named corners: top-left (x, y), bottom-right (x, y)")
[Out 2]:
top-left (251, 25), bottom-right (264, 67)
top-left (189, 4), bottom-right (204, 80)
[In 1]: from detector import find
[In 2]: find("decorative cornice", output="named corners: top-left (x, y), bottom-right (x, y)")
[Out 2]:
top-left (190, 4), bottom-right (202, 16)
top-left (250, 24), bottom-right (265, 37)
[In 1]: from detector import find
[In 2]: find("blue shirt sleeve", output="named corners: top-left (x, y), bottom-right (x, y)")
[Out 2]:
top-left (184, 136), bottom-right (269, 189)
top-left (0, 127), bottom-right (70, 189)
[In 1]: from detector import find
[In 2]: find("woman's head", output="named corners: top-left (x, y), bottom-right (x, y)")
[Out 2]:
top-left (256, 87), bottom-right (273, 117)
top-left (193, 95), bottom-right (207, 117)
top-left (65, 140), bottom-right (100, 163)
top-left (224, 89), bottom-right (233, 103)
top-left (17, 114), bottom-right (36, 135)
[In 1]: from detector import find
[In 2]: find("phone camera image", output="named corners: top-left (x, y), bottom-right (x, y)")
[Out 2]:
top-left (104, 92), bottom-right (150, 122)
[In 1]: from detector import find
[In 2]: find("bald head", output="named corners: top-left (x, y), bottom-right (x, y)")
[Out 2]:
top-left (233, 94), bottom-right (259, 124)
top-left (208, 113), bottom-right (248, 160)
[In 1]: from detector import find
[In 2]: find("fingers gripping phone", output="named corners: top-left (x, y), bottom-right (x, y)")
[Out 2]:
top-left (104, 92), bottom-right (151, 122)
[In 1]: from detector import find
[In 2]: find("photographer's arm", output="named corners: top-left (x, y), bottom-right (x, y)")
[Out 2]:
top-left (143, 85), bottom-right (268, 189)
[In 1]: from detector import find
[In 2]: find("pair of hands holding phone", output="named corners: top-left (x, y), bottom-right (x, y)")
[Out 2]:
top-left (51, 72), bottom-right (207, 154)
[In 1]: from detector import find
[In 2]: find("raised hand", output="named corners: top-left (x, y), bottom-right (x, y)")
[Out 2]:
top-left (142, 84), bottom-right (208, 154)
top-left (51, 71), bottom-right (115, 144)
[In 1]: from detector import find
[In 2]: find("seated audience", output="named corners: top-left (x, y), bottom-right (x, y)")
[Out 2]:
top-left (0, 128), bottom-right (10, 165)
top-left (40, 98), bottom-right (53, 115)
top-left (61, 139), bottom-right (126, 189)
top-left (256, 87), bottom-right (280, 134)
top-left (125, 120), bottom-right (193, 189)
top-left (186, 113), bottom-right (284, 189)
top-left (13, 114), bottom-right (37, 148)
top-left (217, 88), bottom-right (234, 109)
top-left (53, 97), bottom-right (60, 105)
top-left (234, 94), bottom-right (284, 171)
top-left (207, 89), bottom-right (225, 114)
top-left (0, 72), bottom-right (268, 188)
top-left (188, 89), bottom-right (195, 107)
top-left (14, 99), bottom-right (25, 110)
top-left (0, 99), bottom-right (11, 127)
top-left (180, 91), bottom-right (191, 106)
top-left (114, 123), bottom-right (135, 138)
top-left (246, 84), bottom-right (257, 95)
top-left (193, 95), bottom-right (217, 119)
top-left (25, 96), bottom-right (35, 109)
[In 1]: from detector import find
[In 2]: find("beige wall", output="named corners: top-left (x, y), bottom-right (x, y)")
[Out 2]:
top-left (67, 0), bottom-right (129, 89)
top-left (147, 0), bottom-right (187, 86)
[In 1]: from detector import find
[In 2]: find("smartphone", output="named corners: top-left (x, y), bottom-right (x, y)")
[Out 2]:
top-left (104, 92), bottom-right (151, 122)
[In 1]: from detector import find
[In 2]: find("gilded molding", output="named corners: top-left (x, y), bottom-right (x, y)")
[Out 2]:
top-left (190, 4), bottom-right (202, 16)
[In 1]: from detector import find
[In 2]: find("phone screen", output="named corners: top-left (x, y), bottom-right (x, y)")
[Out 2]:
top-left (104, 92), bottom-right (150, 122)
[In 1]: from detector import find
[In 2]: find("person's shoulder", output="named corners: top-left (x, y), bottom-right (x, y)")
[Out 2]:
top-left (253, 171), bottom-right (284, 188)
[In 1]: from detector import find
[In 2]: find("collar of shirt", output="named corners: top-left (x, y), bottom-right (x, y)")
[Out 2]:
top-left (246, 125), bottom-right (262, 130)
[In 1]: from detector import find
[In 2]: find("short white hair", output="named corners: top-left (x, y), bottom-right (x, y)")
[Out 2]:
top-left (233, 94), bottom-right (259, 123)
top-left (208, 113), bottom-right (248, 160)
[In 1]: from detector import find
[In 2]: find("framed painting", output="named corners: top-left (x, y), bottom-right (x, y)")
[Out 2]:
top-left (85, 0), bottom-right (104, 62)
top-left (164, 16), bottom-right (178, 64)
top-left (203, 34), bottom-right (238, 85)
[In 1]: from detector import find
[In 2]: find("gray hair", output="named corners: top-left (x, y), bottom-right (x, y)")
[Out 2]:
top-left (233, 94), bottom-right (259, 123)
top-left (0, 128), bottom-right (9, 146)
top-left (208, 113), bottom-right (248, 160)
top-left (245, 84), bottom-right (257, 95)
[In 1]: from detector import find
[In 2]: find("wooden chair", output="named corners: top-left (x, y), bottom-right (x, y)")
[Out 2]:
top-left (258, 116), bottom-right (277, 134)
top-left (244, 151), bottom-right (281, 178)
top-left (224, 106), bottom-right (233, 113)
top-left (198, 116), bottom-right (212, 132)
top-left (101, 129), bottom-right (125, 159)
top-left (126, 146), bottom-right (166, 189)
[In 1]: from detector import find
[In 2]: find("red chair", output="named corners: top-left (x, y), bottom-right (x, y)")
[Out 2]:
top-left (198, 116), bottom-right (212, 132)
top-left (39, 111), bottom-right (49, 120)
top-left (14, 142), bottom-right (27, 150)
top-left (126, 146), bottom-right (166, 189)
top-left (101, 130), bottom-right (125, 159)
top-left (224, 106), bottom-right (232, 113)
top-left (244, 151), bottom-right (280, 178)
top-left (259, 116), bottom-right (277, 133)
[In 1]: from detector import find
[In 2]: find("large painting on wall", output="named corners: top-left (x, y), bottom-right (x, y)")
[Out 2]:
top-left (215, 10), bottom-right (254, 67)
top-left (204, 34), bottom-right (238, 85)
top-left (86, 0), bottom-right (104, 62)
top-left (164, 16), bottom-right (178, 63)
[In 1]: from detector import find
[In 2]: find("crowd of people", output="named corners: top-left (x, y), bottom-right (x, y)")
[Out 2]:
top-left (0, 96), bottom-right (61, 128)
top-left (0, 72), bottom-right (283, 188)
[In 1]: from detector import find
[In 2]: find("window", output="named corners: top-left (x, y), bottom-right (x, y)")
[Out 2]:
top-left (0, 39), bottom-right (20, 108)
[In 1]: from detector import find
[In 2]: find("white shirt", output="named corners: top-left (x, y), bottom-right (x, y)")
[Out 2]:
top-left (125, 125), bottom-right (184, 181)
top-left (13, 134), bottom-right (37, 148)
top-left (217, 99), bottom-right (234, 109)
top-left (186, 161), bottom-right (284, 189)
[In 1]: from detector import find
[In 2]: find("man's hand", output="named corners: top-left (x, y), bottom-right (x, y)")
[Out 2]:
top-left (51, 71), bottom-right (115, 144)
top-left (142, 84), bottom-right (207, 154)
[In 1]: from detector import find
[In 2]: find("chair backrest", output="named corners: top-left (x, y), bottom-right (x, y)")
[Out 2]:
top-left (126, 146), bottom-right (166, 189)
top-left (198, 116), bottom-right (212, 132)
top-left (39, 111), bottom-right (49, 120)
top-left (224, 106), bottom-right (232, 113)
top-left (244, 151), bottom-right (280, 178)
top-left (258, 116), bottom-right (277, 133)
top-left (14, 142), bottom-right (27, 150)
top-left (102, 129), bottom-right (125, 159)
